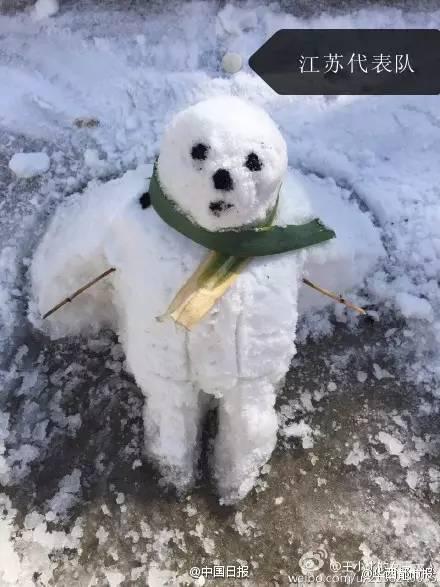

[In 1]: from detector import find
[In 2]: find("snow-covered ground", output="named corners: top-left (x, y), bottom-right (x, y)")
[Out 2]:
top-left (1, 1), bottom-right (440, 585)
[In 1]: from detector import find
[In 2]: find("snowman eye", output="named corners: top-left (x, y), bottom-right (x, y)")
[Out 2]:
top-left (191, 143), bottom-right (209, 160)
top-left (245, 152), bottom-right (262, 171)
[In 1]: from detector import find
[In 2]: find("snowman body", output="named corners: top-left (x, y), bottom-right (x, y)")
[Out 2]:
top-left (104, 168), bottom-right (309, 502)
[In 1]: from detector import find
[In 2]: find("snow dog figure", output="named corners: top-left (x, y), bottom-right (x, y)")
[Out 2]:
top-left (31, 97), bottom-right (379, 503)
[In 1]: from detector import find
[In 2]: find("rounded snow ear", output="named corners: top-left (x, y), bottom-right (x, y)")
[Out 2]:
top-left (139, 192), bottom-right (151, 209)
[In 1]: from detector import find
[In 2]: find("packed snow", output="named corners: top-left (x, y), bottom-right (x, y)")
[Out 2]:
top-left (8, 152), bottom-right (50, 178)
top-left (221, 51), bottom-right (243, 74)
top-left (31, 0), bottom-right (59, 20)
top-left (1, 0), bottom-right (440, 584)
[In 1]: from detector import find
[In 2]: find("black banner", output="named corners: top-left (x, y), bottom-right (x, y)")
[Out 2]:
top-left (249, 29), bottom-right (440, 95)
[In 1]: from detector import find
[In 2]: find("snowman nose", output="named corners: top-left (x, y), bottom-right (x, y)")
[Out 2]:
top-left (213, 169), bottom-right (234, 191)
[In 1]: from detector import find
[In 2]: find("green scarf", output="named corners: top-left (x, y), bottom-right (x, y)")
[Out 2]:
top-left (148, 164), bottom-right (335, 257)
top-left (149, 163), bottom-right (336, 329)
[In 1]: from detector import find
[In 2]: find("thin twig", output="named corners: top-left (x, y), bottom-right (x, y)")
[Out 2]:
top-left (42, 267), bottom-right (116, 319)
top-left (42, 267), bottom-right (367, 320)
top-left (302, 277), bottom-right (367, 316)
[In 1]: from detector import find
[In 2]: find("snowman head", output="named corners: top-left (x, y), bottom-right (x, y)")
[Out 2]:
top-left (157, 96), bottom-right (288, 231)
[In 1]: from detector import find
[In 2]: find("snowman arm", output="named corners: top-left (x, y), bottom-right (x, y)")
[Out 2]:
top-left (302, 277), bottom-right (367, 316)
top-left (41, 267), bottom-right (117, 320)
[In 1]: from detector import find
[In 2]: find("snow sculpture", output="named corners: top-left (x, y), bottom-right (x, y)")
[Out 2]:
top-left (31, 97), bottom-right (382, 503)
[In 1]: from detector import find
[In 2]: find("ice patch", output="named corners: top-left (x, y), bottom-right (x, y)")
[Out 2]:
top-left (406, 470), bottom-right (419, 490)
top-left (373, 363), bottom-right (394, 381)
top-left (357, 371), bottom-right (368, 383)
top-left (104, 569), bottom-right (125, 587)
top-left (283, 420), bottom-right (315, 449)
top-left (395, 292), bottom-right (435, 322)
top-left (233, 511), bottom-right (256, 538)
top-left (377, 431), bottom-right (404, 456)
top-left (345, 442), bottom-right (368, 467)
top-left (46, 468), bottom-right (82, 517)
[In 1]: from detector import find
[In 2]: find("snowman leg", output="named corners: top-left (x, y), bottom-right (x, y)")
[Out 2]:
top-left (213, 380), bottom-right (278, 504)
top-left (142, 374), bottom-right (201, 493)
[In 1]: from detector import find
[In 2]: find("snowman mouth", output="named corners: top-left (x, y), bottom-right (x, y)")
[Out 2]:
top-left (209, 200), bottom-right (234, 217)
